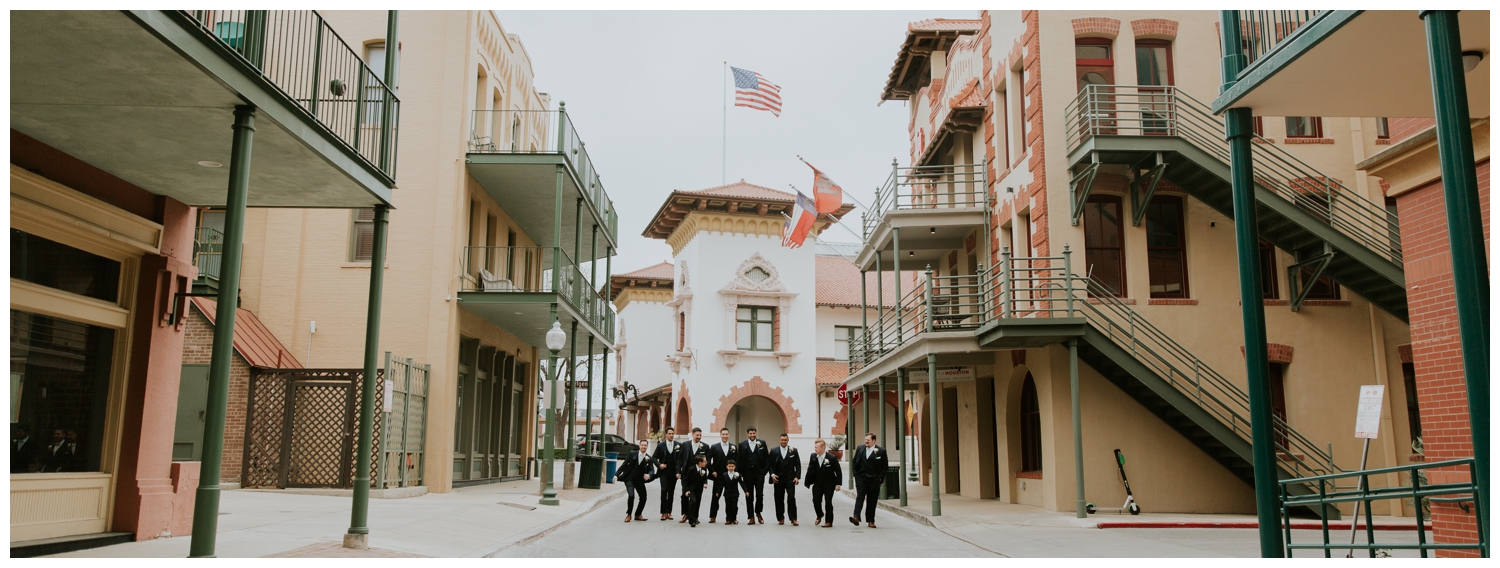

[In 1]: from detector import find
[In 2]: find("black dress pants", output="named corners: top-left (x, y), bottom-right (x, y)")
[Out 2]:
top-left (658, 474), bottom-right (678, 515)
top-left (773, 480), bottom-right (798, 521)
top-left (852, 478), bottom-right (881, 523)
top-left (810, 485), bottom-right (834, 521)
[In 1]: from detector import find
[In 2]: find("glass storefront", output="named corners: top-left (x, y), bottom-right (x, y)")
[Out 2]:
top-left (10, 311), bottom-right (116, 474)
top-left (453, 337), bottom-right (527, 482)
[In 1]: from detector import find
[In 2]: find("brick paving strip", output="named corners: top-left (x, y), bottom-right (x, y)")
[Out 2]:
top-left (264, 542), bottom-right (428, 558)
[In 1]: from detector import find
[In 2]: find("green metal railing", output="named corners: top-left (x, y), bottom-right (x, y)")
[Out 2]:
top-left (470, 109), bottom-right (619, 241)
top-left (184, 10), bottom-right (401, 180)
top-left (379, 352), bottom-right (429, 489)
top-left (1064, 85), bottom-right (1402, 267)
top-left (850, 251), bottom-right (1339, 478)
top-left (1280, 458), bottom-right (1485, 557)
top-left (862, 162), bottom-right (988, 239)
top-left (1236, 11), bottom-right (1327, 69)
top-left (459, 246), bottom-right (614, 339)
top-left (193, 226), bottom-right (224, 283)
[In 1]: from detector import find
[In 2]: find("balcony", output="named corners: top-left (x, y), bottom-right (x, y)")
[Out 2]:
top-left (11, 10), bottom-right (398, 208)
top-left (1212, 10), bottom-right (1489, 118)
top-left (467, 110), bottom-right (619, 263)
top-left (192, 226), bottom-right (224, 294)
top-left (455, 246), bottom-right (614, 353)
top-left (854, 162), bottom-right (988, 272)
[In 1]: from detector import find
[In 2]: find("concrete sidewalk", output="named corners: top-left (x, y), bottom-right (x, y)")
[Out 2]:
top-left (50, 479), bottom-right (625, 558)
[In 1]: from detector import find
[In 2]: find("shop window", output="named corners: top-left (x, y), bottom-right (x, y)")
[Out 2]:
top-left (1285, 116), bottom-right (1323, 138)
top-left (736, 306), bottom-right (775, 351)
top-left (1145, 196), bottom-right (1188, 298)
top-left (10, 309), bottom-right (116, 473)
top-left (11, 230), bottom-right (121, 303)
top-left (1020, 373), bottom-right (1042, 473)
top-left (1083, 195), bottom-right (1127, 296)
top-left (350, 208), bottom-right (376, 262)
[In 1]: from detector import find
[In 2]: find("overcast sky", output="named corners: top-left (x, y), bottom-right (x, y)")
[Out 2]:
top-left (498, 10), bottom-right (974, 275)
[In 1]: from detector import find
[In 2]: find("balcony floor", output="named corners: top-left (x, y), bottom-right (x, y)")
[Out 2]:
top-left (458, 291), bottom-right (611, 354)
top-left (466, 153), bottom-right (614, 261)
top-left (844, 330), bottom-right (991, 389)
top-left (856, 207), bottom-right (987, 272)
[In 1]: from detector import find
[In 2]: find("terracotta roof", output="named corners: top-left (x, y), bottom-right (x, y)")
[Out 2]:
top-left (908, 18), bottom-right (982, 32)
top-left (815, 255), bottom-right (920, 308)
top-left (190, 297), bottom-right (302, 369)
top-left (685, 180), bottom-right (795, 201)
top-left (816, 360), bottom-right (850, 385)
top-left (882, 19), bottom-right (982, 101)
top-left (617, 261), bottom-right (674, 280)
top-left (609, 261), bottom-right (675, 299)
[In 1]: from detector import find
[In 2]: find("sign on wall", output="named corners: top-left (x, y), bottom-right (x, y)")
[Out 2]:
top-left (1354, 385), bottom-right (1384, 439)
top-left (907, 368), bottom-right (974, 383)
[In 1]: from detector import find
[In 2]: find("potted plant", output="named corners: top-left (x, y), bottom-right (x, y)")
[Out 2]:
top-left (828, 434), bottom-right (846, 461)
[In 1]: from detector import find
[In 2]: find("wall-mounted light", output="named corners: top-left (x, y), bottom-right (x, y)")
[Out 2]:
top-left (1463, 51), bottom-right (1485, 74)
top-left (929, 227), bottom-right (937, 234)
top-left (197, 160), bottom-right (222, 168)
top-left (1006, 186), bottom-right (1014, 194)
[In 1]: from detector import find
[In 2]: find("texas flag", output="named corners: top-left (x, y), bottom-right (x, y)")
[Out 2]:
top-left (805, 160), bottom-right (844, 214)
top-left (781, 191), bottom-right (818, 249)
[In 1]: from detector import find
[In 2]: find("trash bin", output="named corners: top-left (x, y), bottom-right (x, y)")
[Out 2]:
top-left (578, 455), bottom-right (604, 489)
top-left (883, 466), bottom-right (901, 499)
top-left (605, 452), bottom-right (619, 483)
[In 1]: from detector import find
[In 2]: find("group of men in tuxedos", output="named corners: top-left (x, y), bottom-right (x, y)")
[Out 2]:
top-left (614, 425), bottom-right (888, 529)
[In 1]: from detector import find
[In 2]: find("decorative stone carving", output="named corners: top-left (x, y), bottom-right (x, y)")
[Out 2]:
top-left (666, 356), bottom-right (681, 374)
top-left (717, 349), bottom-right (745, 368)
top-left (677, 350), bottom-right (694, 367)
top-left (773, 351), bottom-right (798, 371)
top-left (719, 252), bottom-right (789, 295)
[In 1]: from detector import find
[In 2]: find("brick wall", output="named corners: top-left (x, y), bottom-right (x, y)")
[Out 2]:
top-left (1386, 118), bottom-right (1435, 144)
top-left (1395, 159), bottom-right (1489, 556)
top-left (183, 307), bottom-right (251, 483)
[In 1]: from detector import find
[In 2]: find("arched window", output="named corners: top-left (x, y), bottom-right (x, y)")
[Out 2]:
top-left (1020, 374), bottom-right (1042, 472)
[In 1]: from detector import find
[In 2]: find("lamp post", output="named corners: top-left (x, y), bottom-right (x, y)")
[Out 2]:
top-left (540, 319), bottom-right (567, 506)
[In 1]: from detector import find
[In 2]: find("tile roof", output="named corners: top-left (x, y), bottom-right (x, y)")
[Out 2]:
top-left (684, 179), bottom-right (795, 202)
top-left (616, 261), bottom-right (674, 281)
top-left (190, 297), bottom-right (302, 369)
top-left (908, 18), bottom-right (982, 32)
top-left (815, 255), bottom-right (921, 308)
top-left (816, 360), bottom-right (851, 385)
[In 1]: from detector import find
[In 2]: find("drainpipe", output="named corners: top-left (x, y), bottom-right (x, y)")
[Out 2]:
top-left (1069, 338), bottom-right (1085, 519)
top-left (927, 352), bottom-right (941, 516)
top-left (188, 105), bottom-right (256, 558)
top-left (1420, 10), bottom-right (1489, 546)
top-left (346, 204), bottom-right (389, 549)
top-left (1218, 11), bottom-right (1283, 557)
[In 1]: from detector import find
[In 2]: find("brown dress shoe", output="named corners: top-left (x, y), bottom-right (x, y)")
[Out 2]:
top-left (848, 516), bottom-right (859, 526)
top-left (624, 515), bottom-right (632, 522)
top-left (778, 520), bottom-right (784, 525)
top-left (822, 522), bottom-right (833, 528)
top-left (635, 516), bottom-right (649, 521)
top-left (747, 518), bottom-right (755, 525)
top-left (758, 514), bottom-right (765, 524)
top-left (709, 518), bottom-right (716, 524)
top-left (868, 523), bottom-right (877, 529)
top-left (791, 520), bottom-right (799, 526)
top-left (680, 515), bottom-right (689, 523)
top-left (814, 517), bottom-right (822, 525)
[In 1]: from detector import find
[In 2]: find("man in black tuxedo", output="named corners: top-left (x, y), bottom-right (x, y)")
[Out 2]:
top-left (677, 427), bottom-right (710, 523)
top-left (768, 433), bottom-right (801, 525)
top-left (850, 432), bottom-right (888, 528)
top-left (736, 426), bottom-right (770, 524)
top-left (616, 439), bottom-right (657, 522)
top-left (11, 424), bottom-right (39, 474)
top-left (652, 427), bottom-right (682, 520)
top-left (707, 427), bottom-right (736, 523)
top-left (681, 455), bottom-right (710, 527)
top-left (804, 438), bottom-right (841, 527)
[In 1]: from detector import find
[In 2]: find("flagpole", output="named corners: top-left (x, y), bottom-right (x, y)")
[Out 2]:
top-left (722, 62), bottom-right (727, 185)
top-left (796, 155), bottom-right (871, 211)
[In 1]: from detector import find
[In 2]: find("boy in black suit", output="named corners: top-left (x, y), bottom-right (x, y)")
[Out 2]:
top-left (804, 438), bottom-right (842, 527)
top-left (720, 460), bottom-right (742, 524)
top-left (682, 454), bottom-right (710, 527)
top-left (616, 439), bottom-right (657, 522)
top-left (768, 433), bottom-right (801, 525)
top-left (678, 427), bottom-right (710, 523)
top-left (708, 427), bottom-right (736, 523)
top-left (850, 433), bottom-right (888, 528)
top-left (652, 427), bottom-right (682, 520)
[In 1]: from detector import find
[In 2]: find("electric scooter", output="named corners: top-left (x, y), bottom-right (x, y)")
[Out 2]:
top-left (1085, 448), bottom-right (1141, 515)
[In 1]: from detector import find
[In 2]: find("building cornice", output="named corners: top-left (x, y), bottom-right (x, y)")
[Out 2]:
top-left (613, 287), bottom-right (674, 311)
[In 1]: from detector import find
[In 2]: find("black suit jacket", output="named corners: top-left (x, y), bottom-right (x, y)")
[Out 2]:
top-left (768, 445), bottom-right (801, 483)
top-left (616, 449), bottom-right (657, 483)
top-left (709, 441), bottom-right (737, 475)
top-left (652, 440), bottom-right (682, 473)
top-left (852, 445), bottom-right (888, 482)
top-left (803, 452), bottom-right (842, 489)
top-left (679, 440), bottom-right (710, 476)
top-left (682, 466), bottom-right (711, 493)
top-left (720, 472), bottom-right (742, 497)
top-left (736, 438), bottom-right (769, 475)
top-left (11, 438), bottom-right (39, 473)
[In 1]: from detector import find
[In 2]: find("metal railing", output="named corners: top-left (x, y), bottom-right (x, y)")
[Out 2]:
top-left (184, 10), bottom-right (400, 179)
top-left (459, 246), bottom-right (614, 339)
top-left (193, 226), bottom-right (224, 282)
top-left (470, 109), bottom-right (619, 240)
top-left (379, 352), bottom-right (430, 489)
top-left (862, 162), bottom-right (988, 238)
top-left (1065, 85), bottom-right (1402, 267)
top-left (1236, 11), bottom-right (1327, 69)
top-left (851, 250), bottom-right (1340, 478)
top-left (1280, 458), bottom-right (1484, 557)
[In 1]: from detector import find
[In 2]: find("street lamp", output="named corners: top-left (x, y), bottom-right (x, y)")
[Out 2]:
top-left (540, 320), bottom-right (567, 506)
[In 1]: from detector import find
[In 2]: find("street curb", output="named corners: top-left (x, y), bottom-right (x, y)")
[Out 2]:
top-left (1097, 521), bottom-right (1433, 531)
top-left (478, 490), bottom-right (624, 557)
top-left (838, 488), bottom-right (1008, 558)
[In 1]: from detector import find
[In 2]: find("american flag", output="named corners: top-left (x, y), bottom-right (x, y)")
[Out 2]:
top-left (732, 66), bottom-right (782, 117)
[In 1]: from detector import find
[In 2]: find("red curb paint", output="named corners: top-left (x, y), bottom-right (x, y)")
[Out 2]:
top-left (1097, 522), bottom-right (1432, 531)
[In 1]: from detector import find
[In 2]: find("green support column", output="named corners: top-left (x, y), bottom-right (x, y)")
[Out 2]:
top-left (1419, 11), bottom-right (1490, 548)
top-left (540, 306), bottom-right (561, 506)
top-left (897, 368), bottom-right (907, 506)
top-left (378, 10), bottom-right (398, 172)
top-left (879, 375), bottom-right (887, 473)
top-left (1069, 338), bottom-right (1085, 519)
top-left (188, 105), bottom-right (256, 558)
top-left (566, 320), bottom-right (579, 464)
top-left (893, 228), bottom-right (902, 343)
top-left (346, 204), bottom-right (389, 549)
top-left (927, 353), bottom-right (941, 517)
top-left (863, 384), bottom-right (871, 440)
top-left (1218, 11), bottom-right (1283, 557)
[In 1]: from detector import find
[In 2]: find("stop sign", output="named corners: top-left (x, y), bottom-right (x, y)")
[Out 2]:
top-left (837, 384), bottom-right (862, 406)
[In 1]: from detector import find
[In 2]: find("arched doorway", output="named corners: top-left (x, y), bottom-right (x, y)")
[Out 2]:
top-left (649, 407), bottom-right (662, 435)
top-left (725, 395), bottom-right (786, 438)
top-left (675, 397), bottom-right (691, 434)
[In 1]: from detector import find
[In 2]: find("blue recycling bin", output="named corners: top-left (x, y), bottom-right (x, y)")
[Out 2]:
top-left (605, 452), bottom-right (619, 483)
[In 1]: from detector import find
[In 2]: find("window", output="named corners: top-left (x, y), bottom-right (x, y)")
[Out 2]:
top-left (997, 86), bottom-right (1010, 166)
top-left (1300, 267), bottom-right (1341, 300)
top-left (1020, 373), bottom-right (1042, 472)
top-left (1401, 362), bottom-right (1422, 443)
top-left (348, 209), bottom-right (376, 262)
top-left (363, 42), bottom-right (399, 125)
top-left (1083, 194), bottom-right (1126, 296)
top-left (735, 306), bottom-right (774, 351)
top-left (11, 230), bottom-right (121, 302)
top-left (1269, 364), bottom-right (1288, 451)
top-left (1252, 116), bottom-right (1265, 138)
top-left (484, 214), bottom-right (499, 274)
top-left (10, 309), bottom-right (117, 473)
top-left (1134, 40), bottom-right (1174, 86)
top-left (1075, 39), bottom-right (1112, 64)
top-left (1145, 196), bottom-right (1188, 298)
top-left (1376, 117), bottom-right (1390, 140)
top-left (833, 326), bottom-right (859, 361)
top-left (676, 313), bottom-right (686, 351)
top-left (1285, 117), bottom-right (1323, 138)
top-left (1258, 240), bottom-right (1279, 299)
